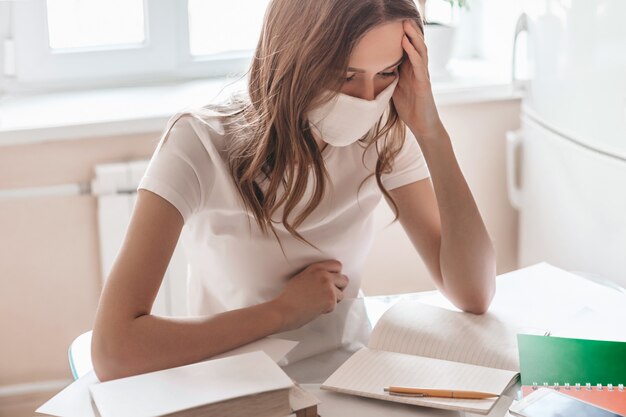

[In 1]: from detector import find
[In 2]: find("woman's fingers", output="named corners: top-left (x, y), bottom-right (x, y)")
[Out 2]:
top-left (402, 34), bottom-right (429, 81)
top-left (331, 273), bottom-right (348, 303)
top-left (404, 20), bottom-right (428, 66)
top-left (402, 20), bottom-right (430, 81)
top-left (402, 34), bottom-right (424, 69)
top-left (334, 285), bottom-right (344, 303)
top-left (333, 273), bottom-right (349, 290)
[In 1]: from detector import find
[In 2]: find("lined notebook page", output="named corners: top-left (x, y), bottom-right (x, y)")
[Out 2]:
top-left (322, 348), bottom-right (519, 415)
top-left (368, 301), bottom-right (541, 371)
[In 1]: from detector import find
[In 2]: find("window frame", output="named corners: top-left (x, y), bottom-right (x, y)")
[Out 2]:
top-left (8, 0), bottom-right (251, 93)
top-left (11, 0), bottom-right (179, 91)
top-left (4, 0), bottom-right (490, 95)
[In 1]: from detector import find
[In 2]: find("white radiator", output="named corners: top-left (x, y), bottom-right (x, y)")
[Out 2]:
top-left (91, 160), bottom-right (189, 317)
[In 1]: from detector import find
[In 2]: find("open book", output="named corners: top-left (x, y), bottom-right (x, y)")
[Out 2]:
top-left (321, 300), bottom-right (547, 415)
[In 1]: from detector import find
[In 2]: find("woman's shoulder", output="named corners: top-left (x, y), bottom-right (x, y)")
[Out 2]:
top-left (163, 91), bottom-right (250, 156)
top-left (141, 95), bottom-right (250, 221)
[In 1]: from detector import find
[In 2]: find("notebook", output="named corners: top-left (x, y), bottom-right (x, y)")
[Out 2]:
top-left (517, 334), bottom-right (626, 416)
top-left (88, 350), bottom-right (295, 417)
top-left (321, 300), bottom-right (547, 415)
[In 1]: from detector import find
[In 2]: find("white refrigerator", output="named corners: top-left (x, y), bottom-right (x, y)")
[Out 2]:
top-left (506, 0), bottom-right (626, 289)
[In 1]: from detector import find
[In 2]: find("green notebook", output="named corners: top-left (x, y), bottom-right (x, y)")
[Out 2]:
top-left (517, 334), bottom-right (626, 386)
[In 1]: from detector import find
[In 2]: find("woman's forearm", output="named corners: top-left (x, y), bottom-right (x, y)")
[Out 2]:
top-left (92, 299), bottom-right (285, 382)
top-left (414, 123), bottom-right (496, 314)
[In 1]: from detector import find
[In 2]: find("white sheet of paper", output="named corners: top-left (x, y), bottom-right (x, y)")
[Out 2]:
top-left (417, 262), bottom-right (626, 331)
top-left (35, 337), bottom-right (299, 417)
top-left (36, 371), bottom-right (100, 417)
top-left (210, 336), bottom-right (298, 362)
top-left (549, 305), bottom-right (626, 342)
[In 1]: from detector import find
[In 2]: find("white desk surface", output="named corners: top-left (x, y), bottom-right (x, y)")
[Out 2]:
top-left (281, 262), bottom-right (626, 417)
top-left (46, 262), bottom-right (626, 417)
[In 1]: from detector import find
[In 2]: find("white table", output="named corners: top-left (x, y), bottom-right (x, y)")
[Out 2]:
top-left (61, 262), bottom-right (625, 417)
top-left (281, 262), bottom-right (626, 417)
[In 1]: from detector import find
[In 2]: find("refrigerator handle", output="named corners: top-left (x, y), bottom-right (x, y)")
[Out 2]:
top-left (505, 129), bottom-right (523, 210)
top-left (512, 12), bottom-right (528, 92)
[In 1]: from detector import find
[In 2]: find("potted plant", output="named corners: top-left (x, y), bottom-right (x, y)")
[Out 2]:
top-left (417, 0), bottom-right (471, 80)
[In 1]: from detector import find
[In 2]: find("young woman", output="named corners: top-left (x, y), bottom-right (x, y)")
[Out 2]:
top-left (92, 0), bottom-right (496, 383)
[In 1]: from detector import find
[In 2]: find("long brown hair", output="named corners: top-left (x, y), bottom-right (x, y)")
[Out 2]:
top-left (162, 0), bottom-right (424, 249)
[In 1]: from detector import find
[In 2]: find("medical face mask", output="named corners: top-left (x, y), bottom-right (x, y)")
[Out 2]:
top-left (308, 77), bottom-right (399, 147)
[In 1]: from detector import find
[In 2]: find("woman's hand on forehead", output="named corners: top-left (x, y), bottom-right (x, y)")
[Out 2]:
top-left (391, 19), bottom-right (444, 141)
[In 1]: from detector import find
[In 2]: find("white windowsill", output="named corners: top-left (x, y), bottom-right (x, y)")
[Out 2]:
top-left (0, 58), bottom-right (523, 147)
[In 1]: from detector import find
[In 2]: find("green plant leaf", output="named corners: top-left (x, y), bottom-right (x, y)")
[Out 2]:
top-left (443, 0), bottom-right (471, 10)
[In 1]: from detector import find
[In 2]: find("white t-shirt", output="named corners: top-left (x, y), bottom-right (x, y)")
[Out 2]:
top-left (137, 107), bottom-right (430, 366)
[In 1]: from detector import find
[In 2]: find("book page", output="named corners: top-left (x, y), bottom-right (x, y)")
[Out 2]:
top-left (369, 301), bottom-right (545, 371)
top-left (322, 348), bottom-right (519, 415)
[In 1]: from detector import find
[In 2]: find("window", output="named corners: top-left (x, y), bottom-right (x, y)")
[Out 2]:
top-left (187, 0), bottom-right (269, 57)
top-left (46, 0), bottom-right (146, 50)
top-left (5, 0), bottom-right (265, 93)
top-left (7, 0), bottom-right (178, 92)
top-left (2, 0), bottom-right (501, 95)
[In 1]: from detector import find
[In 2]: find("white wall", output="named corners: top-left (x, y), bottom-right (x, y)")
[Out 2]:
top-left (0, 2), bottom-right (12, 95)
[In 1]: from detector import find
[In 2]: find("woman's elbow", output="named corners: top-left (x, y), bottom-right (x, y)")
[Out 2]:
top-left (91, 330), bottom-right (130, 382)
top-left (461, 283), bottom-right (496, 315)
top-left (461, 300), bottom-right (491, 315)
